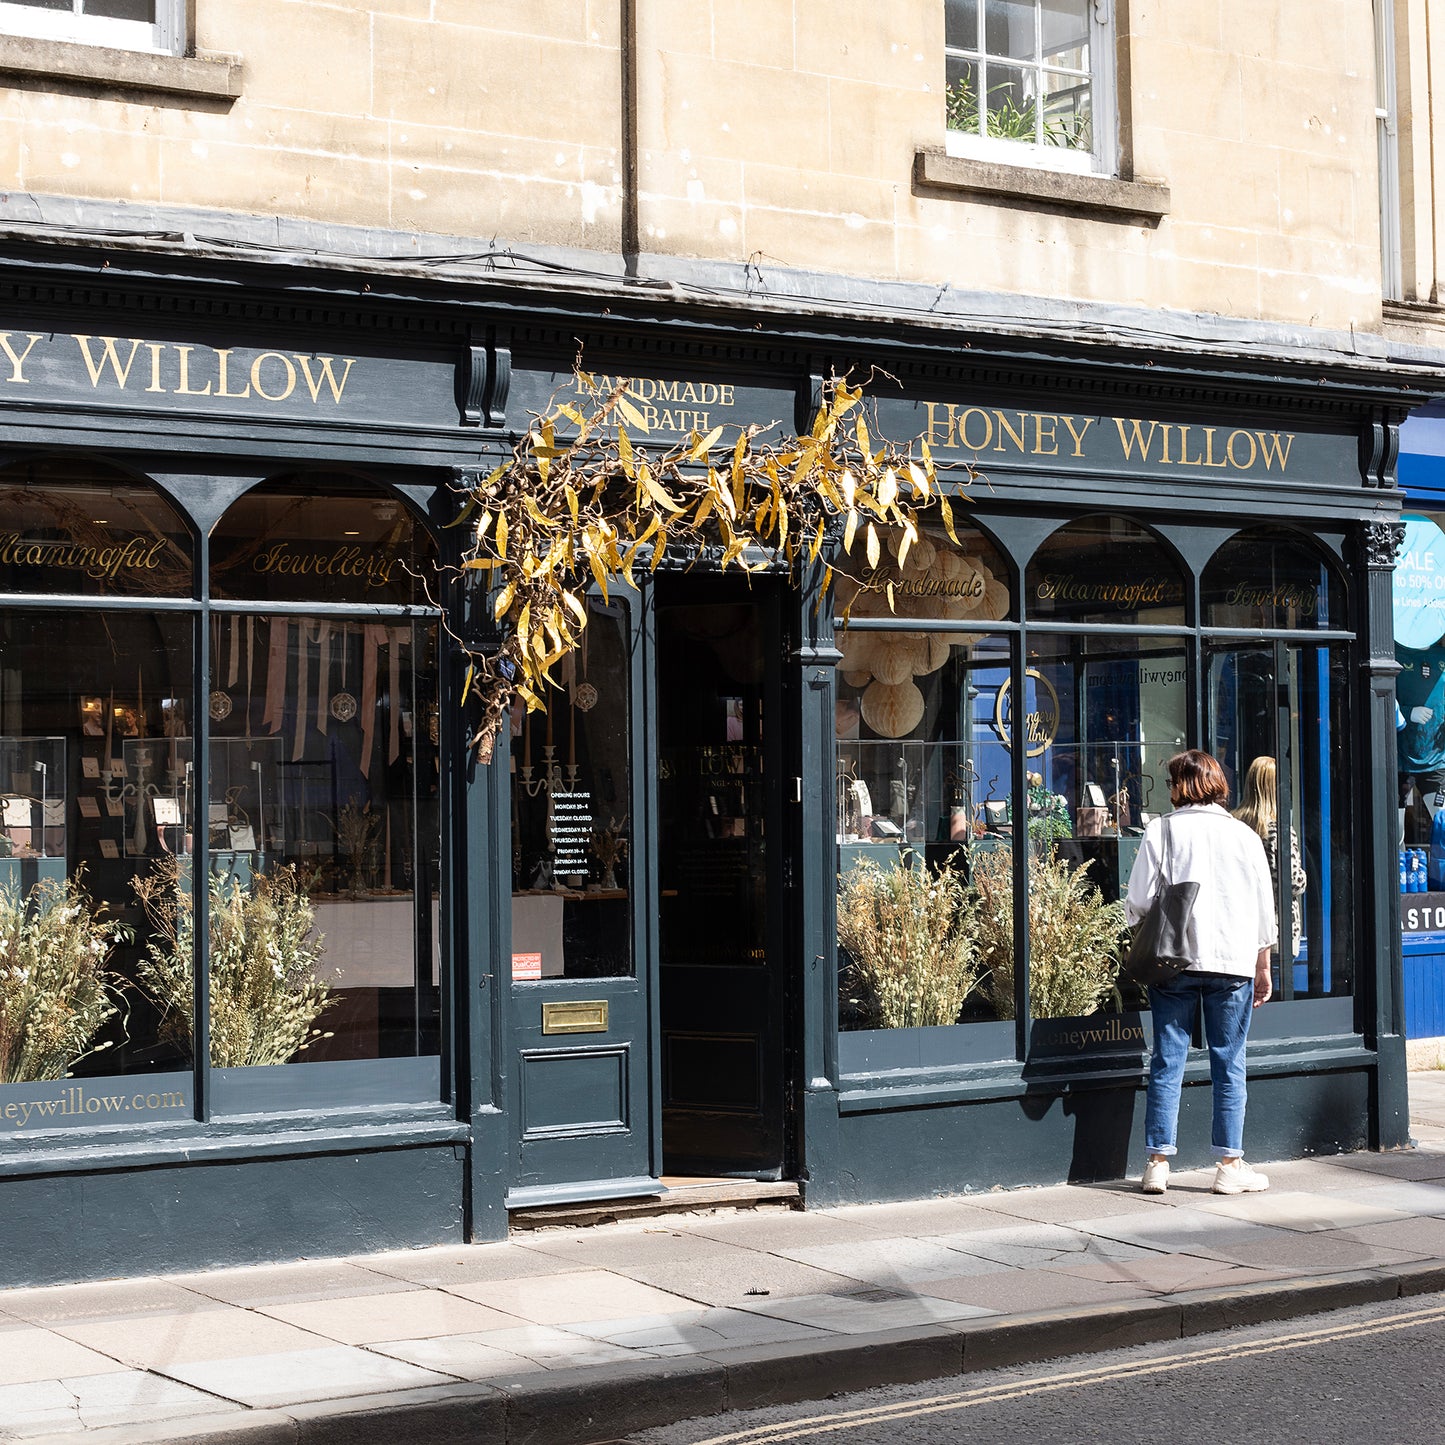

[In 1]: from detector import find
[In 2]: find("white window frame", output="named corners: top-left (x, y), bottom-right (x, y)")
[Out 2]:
top-left (944, 0), bottom-right (1116, 177)
top-left (1374, 0), bottom-right (1403, 301)
top-left (0, 0), bottom-right (182, 56)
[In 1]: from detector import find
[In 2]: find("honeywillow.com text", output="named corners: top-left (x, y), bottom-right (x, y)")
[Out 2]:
top-left (1, 1085), bottom-right (188, 1129)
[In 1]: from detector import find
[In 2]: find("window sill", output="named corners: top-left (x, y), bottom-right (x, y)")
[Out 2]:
top-left (914, 147), bottom-right (1170, 223)
top-left (0, 34), bottom-right (241, 101)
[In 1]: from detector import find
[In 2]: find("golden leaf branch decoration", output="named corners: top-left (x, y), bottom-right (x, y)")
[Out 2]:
top-left (455, 371), bottom-right (971, 760)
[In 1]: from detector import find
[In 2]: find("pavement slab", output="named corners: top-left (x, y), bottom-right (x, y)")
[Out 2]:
top-left (350, 1241), bottom-right (579, 1289)
top-left (156, 1342), bottom-right (457, 1410)
top-left (0, 1324), bottom-right (130, 1387)
top-left (170, 1258), bottom-right (418, 1308)
top-left (256, 1287), bottom-right (530, 1344)
top-left (54, 1304), bottom-right (337, 1370)
top-left (0, 1279), bottom-right (219, 1327)
top-left (733, 1286), bottom-right (996, 1333)
top-left (761, 1234), bottom-right (1016, 1287)
top-left (444, 1269), bottom-right (703, 1325)
top-left (560, 1305), bottom-right (827, 1354)
top-left (812, 1196), bottom-right (1038, 1236)
top-left (914, 1265), bottom-right (1150, 1314)
top-left (1189, 1189), bottom-right (1415, 1232)
top-left (927, 1221), bottom-right (1161, 1270)
top-left (582, 1247), bottom-right (867, 1307)
top-left (0, 1369), bottom-right (234, 1437)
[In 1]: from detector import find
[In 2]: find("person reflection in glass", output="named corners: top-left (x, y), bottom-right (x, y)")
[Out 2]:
top-left (1234, 757), bottom-right (1306, 959)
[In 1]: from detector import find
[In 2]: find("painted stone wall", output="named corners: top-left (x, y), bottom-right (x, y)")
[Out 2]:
top-left (0, 1), bottom-right (1386, 329)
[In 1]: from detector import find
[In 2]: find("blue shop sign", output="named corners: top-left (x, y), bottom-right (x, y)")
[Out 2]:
top-left (1394, 514), bottom-right (1445, 650)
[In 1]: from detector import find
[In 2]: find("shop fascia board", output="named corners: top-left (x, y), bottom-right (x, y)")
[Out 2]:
top-left (0, 194), bottom-right (1441, 410)
top-left (835, 1038), bottom-right (1377, 1115)
top-left (0, 1109), bottom-right (467, 1180)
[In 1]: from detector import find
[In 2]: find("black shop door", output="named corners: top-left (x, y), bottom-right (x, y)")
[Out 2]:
top-left (655, 575), bottom-right (792, 1179)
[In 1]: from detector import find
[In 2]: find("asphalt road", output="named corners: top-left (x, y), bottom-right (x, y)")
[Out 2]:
top-left (627, 1295), bottom-right (1445, 1445)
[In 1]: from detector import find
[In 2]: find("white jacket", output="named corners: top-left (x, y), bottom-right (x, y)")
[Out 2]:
top-left (1123, 804), bottom-right (1278, 978)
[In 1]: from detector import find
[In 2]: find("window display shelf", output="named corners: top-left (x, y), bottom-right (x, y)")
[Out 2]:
top-left (0, 736), bottom-right (66, 861)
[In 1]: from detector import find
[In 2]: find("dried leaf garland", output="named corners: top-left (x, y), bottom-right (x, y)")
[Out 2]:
top-left (454, 372), bottom-right (973, 760)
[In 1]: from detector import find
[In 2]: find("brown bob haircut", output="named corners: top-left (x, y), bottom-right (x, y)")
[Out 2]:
top-left (1167, 749), bottom-right (1231, 808)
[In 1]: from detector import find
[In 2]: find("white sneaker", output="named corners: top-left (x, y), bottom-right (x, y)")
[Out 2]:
top-left (1212, 1160), bottom-right (1269, 1195)
top-left (1141, 1158), bottom-right (1169, 1194)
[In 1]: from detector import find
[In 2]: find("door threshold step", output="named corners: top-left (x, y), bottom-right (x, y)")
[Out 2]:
top-left (510, 1178), bottom-right (800, 1230)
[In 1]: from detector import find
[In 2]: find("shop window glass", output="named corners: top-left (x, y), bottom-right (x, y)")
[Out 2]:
top-left (1208, 642), bottom-right (1354, 1001)
top-left (196, 617), bottom-right (441, 1065)
top-left (200, 480), bottom-right (442, 1074)
top-left (210, 477), bottom-right (434, 608)
top-left (836, 637), bottom-right (1015, 1030)
top-left (511, 599), bottom-right (633, 981)
top-left (0, 608), bottom-right (193, 1117)
top-left (1026, 516), bottom-right (1185, 627)
top-left (0, 464), bottom-right (193, 598)
top-left (1202, 528), bottom-right (1347, 631)
top-left (1395, 513), bottom-right (1445, 864)
top-left (834, 522), bottom-right (1015, 1032)
top-left (1024, 631), bottom-right (1187, 1033)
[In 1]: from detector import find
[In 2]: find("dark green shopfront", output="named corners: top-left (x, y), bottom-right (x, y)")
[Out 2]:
top-left (0, 240), bottom-right (1426, 1285)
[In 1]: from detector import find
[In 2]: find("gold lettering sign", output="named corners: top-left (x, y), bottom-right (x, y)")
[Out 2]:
top-left (579, 374), bottom-right (741, 436)
top-left (251, 543), bottom-right (397, 588)
top-left (993, 668), bottom-right (1060, 758)
top-left (1222, 580), bottom-right (1319, 616)
top-left (922, 403), bottom-right (1296, 475)
top-left (0, 532), bottom-right (165, 581)
top-left (0, 330), bottom-right (357, 407)
top-left (1034, 573), bottom-right (1182, 612)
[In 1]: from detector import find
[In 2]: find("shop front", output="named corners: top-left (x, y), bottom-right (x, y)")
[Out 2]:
top-left (0, 244), bottom-right (1421, 1284)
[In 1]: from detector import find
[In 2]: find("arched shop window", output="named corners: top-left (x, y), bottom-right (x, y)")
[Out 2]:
top-left (206, 477), bottom-right (442, 1102)
top-left (1203, 529), bottom-right (1354, 1004)
top-left (834, 521), bottom-right (1018, 1035)
top-left (0, 463), bottom-right (196, 1109)
top-left (1024, 516), bottom-right (1189, 1030)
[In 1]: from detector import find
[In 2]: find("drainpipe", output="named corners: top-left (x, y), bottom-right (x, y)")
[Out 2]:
top-left (620, 0), bottom-right (640, 276)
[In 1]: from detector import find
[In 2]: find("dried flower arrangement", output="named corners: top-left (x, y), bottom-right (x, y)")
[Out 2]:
top-left (836, 853), bottom-right (982, 1029)
top-left (133, 860), bottom-right (334, 1068)
top-left (0, 872), bottom-right (124, 1083)
top-left (332, 802), bottom-right (381, 897)
top-left (968, 844), bottom-right (1126, 1021)
top-left (455, 373), bottom-right (973, 759)
top-left (591, 818), bottom-right (628, 890)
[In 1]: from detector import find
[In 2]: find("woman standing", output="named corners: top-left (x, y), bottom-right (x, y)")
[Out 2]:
top-left (1125, 750), bottom-right (1277, 1196)
top-left (1235, 756), bottom-right (1307, 958)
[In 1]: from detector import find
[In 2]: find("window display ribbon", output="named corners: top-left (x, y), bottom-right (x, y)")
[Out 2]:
top-left (360, 623), bottom-right (383, 777)
top-left (315, 622), bottom-right (331, 737)
top-left (293, 624), bottom-right (310, 763)
top-left (263, 620), bottom-right (288, 735)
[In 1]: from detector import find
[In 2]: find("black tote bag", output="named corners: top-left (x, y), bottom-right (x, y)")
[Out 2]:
top-left (1123, 815), bottom-right (1200, 989)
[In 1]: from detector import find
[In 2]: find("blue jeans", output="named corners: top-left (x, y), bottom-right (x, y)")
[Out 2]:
top-left (1145, 972), bottom-right (1255, 1160)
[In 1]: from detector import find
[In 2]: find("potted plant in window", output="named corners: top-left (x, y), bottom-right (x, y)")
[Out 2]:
top-left (837, 852), bottom-right (982, 1029)
top-left (968, 844), bottom-right (1126, 1020)
top-left (0, 871), bottom-right (124, 1083)
top-left (133, 859), bottom-right (334, 1068)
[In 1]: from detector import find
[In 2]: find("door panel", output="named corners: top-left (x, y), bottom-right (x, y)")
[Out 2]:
top-left (656, 576), bottom-right (788, 1179)
top-left (505, 594), bottom-right (659, 1206)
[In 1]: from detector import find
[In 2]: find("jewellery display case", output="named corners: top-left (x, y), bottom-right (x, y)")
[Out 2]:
top-left (0, 735), bottom-right (67, 891)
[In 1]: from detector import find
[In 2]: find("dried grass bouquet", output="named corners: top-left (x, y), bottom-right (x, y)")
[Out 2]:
top-left (0, 872), bottom-right (124, 1083)
top-left (969, 844), bottom-right (1126, 1021)
top-left (134, 859), bottom-right (334, 1067)
top-left (837, 853), bottom-right (981, 1029)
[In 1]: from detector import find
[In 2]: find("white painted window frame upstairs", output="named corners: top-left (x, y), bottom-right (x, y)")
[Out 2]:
top-left (1374, 0), bottom-right (1403, 301)
top-left (0, 0), bottom-right (182, 55)
top-left (944, 0), bottom-right (1117, 177)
